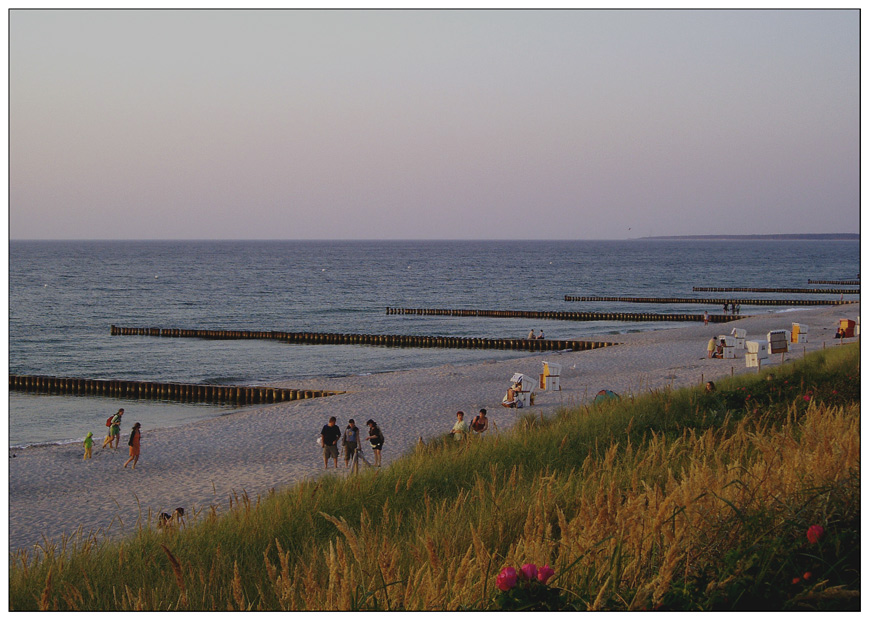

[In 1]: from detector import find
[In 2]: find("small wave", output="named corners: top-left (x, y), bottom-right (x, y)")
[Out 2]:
top-left (10, 437), bottom-right (82, 451)
top-left (203, 377), bottom-right (248, 385)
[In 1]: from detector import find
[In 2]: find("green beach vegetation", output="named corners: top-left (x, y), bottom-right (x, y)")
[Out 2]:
top-left (10, 344), bottom-right (859, 611)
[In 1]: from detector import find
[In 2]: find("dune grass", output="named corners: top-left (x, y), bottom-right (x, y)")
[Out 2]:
top-left (9, 343), bottom-right (860, 611)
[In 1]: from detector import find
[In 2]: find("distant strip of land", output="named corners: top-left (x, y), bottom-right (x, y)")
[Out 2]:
top-left (640, 233), bottom-right (858, 241)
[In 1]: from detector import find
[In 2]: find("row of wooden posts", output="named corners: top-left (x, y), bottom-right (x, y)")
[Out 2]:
top-left (385, 307), bottom-right (738, 323)
top-left (807, 280), bottom-right (859, 285)
top-left (692, 287), bottom-right (859, 294)
top-left (8, 374), bottom-right (342, 405)
top-left (563, 295), bottom-right (857, 306)
top-left (110, 325), bottom-right (617, 352)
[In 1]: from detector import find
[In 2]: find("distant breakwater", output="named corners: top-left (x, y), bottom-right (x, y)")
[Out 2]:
top-left (385, 307), bottom-right (738, 323)
top-left (564, 295), bottom-right (857, 307)
top-left (8, 375), bottom-right (343, 405)
top-left (110, 325), bottom-right (618, 352)
top-left (808, 280), bottom-right (859, 285)
top-left (693, 287), bottom-right (859, 294)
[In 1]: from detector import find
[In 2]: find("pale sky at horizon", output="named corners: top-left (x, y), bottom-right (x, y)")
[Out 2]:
top-left (9, 9), bottom-right (860, 240)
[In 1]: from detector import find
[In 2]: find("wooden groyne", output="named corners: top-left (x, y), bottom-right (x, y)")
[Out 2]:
top-left (8, 374), bottom-right (343, 405)
top-left (564, 295), bottom-right (857, 307)
top-left (110, 325), bottom-right (618, 352)
top-left (385, 307), bottom-right (738, 323)
top-left (808, 279), bottom-right (860, 285)
top-left (693, 287), bottom-right (859, 294)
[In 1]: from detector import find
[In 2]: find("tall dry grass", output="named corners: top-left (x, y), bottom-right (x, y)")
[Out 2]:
top-left (249, 401), bottom-right (858, 611)
top-left (9, 344), bottom-right (860, 611)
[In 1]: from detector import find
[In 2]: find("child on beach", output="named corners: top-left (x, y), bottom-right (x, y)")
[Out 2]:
top-left (83, 432), bottom-right (93, 460)
top-left (123, 422), bottom-right (141, 469)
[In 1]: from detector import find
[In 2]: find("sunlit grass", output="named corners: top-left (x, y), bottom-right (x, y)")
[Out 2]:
top-left (9, 343), bottom-right (859, 610)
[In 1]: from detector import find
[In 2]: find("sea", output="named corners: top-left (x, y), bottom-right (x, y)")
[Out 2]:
top-left (9, 239), bottom-right (859, 448)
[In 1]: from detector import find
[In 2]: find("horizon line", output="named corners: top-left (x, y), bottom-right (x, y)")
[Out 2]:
top-left (8, 233), bottom-right (859, 243)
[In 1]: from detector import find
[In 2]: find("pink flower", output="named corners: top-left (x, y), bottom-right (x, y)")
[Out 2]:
top-left (806, 524), bottom-right (824, 544)
top-left (496, 566), bottom-right (518, 591)
top-left (803, 395), bottom-right (811, 402)
top-left (519, 563), bottom-right (538, 581)
top-left (537, 564), bottom-right (555, 584)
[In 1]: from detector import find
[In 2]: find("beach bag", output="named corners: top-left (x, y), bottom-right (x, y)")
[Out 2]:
top-left (369, 428), bottom-right (384, 448)
top-left (316, 435), bottom-right (323, 448)
top-left (106, 416), bottom-right (114, 427)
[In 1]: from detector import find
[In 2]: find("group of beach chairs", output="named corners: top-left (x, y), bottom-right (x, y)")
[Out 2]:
top-left (501, 361), bottom-right (563, 408)
top-left (709, 318), bottom-right (859, 368)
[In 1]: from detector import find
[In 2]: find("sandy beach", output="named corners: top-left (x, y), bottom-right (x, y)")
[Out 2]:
top-left (8, 304), bottom-right (859, 554)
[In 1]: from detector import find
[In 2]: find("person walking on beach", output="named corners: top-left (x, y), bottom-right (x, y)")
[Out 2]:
top-left (703, 311), bottom-right (709, 326)
top-left (123, 422), bottom-right (141, 469)
top-left (450, 411), bottom-right (470, 441)
top-left (321, 416), bottom-right (342, 469)
top-left (83, 432), bottom-right (94, 460)
top-left (102, 408), bottom-right (124, 449)
top-left (471, 409), bottom-right (489, 436)
top-left (342, 418), bottom-right (361, 468)
top-left (366, 419), bottom-right (384, 467)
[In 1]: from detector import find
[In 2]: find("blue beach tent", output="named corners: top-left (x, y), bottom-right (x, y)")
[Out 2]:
top-left (594, 390), bottom-right (619, 404)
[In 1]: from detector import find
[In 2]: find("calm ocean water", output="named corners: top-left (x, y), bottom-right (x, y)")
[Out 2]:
top-left (9, 239), bottom-right (859, 447)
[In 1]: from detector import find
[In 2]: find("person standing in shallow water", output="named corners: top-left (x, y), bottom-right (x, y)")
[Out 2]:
top-left (123, 422), bottom-right (141, 469)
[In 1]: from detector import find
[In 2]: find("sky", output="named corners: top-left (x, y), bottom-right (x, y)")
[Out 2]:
top-left (8, 8), bottom-right (861, 240)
